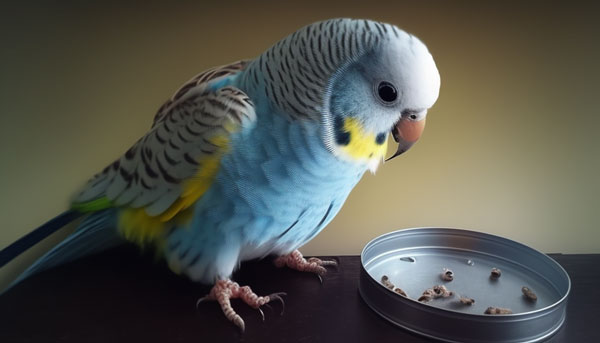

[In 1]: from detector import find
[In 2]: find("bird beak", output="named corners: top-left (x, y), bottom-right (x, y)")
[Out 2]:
top-left (386, 117), bottom-right (426, 161)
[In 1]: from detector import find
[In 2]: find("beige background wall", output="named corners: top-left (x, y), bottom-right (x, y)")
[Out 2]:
top-left (1, 1), bottom-right (599, 288)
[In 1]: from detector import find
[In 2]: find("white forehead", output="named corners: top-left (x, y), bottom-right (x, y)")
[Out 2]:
top-left (385, 32), bottom-right (441, 110)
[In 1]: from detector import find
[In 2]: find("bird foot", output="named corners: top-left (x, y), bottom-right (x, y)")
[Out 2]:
top-left (197, 279), bottom-right (285, 332)
top-left (274, 250), bottom-right (338, 281)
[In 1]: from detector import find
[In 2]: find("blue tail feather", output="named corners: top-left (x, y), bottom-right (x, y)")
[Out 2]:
top-left (0, 210), bottom-right (84, 268)
top-left (3, 209), bottom-right (123, 292)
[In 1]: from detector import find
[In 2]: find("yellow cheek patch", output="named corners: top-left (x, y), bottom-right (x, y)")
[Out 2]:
top-left (340, 117), bottom-right (388, 162)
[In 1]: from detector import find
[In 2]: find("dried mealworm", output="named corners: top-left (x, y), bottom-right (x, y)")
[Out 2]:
top-left (418, 285), bottom-right (453, 302)
top-left (381, 275), bottom-right (395, 290)
top-left (522, 286), bottom-right (538, 302)
top-left (418, 294), bottom-right (433, 302)
top-left (432, 285), bottom-right (453, 297)
top-left (394, 288), bottom-right (407, 297)
top-left (490, 268), bottom-right (502, 279)
top-left (381, 275), bottom-right (407, 297)
top-left (459, 296), bottom-right (475, 305)
top-left (485, 307), bottom-right (513, 315)
top-left (441, 268), bottom-right (454, 281)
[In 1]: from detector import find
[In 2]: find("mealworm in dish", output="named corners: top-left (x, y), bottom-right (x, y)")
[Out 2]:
top-left (490, 268), bottom-right (502, 279)
top-left (394, 287), bottom-right (407, 297)
top-left (459, 296), bottom-right (475, 305)
top-left (418, 285), bottom-right (453, 302)
top-left (381, 275), bottom-right (394, 289)
top-left (522, 286), bottom-right (538, 302)
top-left (381, 275), bottom-right (407, 297)
top-left (485, 307), bottom-right (513, 315)
top-left (441, 268), bottom-right (454, 281)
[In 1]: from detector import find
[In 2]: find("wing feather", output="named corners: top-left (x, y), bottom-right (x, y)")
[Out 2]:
top-left (73, 61), bottom-right (255, 224)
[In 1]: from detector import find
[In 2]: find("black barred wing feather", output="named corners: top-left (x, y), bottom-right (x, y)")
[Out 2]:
top-left (152, 60), bottom-right (249, 128)
top-left (74, 66), bottom-right (255, 218)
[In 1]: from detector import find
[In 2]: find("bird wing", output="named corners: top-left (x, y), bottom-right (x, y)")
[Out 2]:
top-left (72, 61), bottom-right (255, 225)
top-left (151, 60), bottom-right (249, 128)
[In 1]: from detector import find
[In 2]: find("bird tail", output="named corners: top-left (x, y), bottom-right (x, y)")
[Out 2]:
top-left (1, 208), bottom-right (123, 292)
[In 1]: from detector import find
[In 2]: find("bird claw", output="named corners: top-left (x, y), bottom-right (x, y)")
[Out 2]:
top-left (236, 317), bottom-right (245, 333)
top-left (275, 250), bottom-right (338, 283)
top-left (255, 292), bottom-right (287, 321)
top-left (196, 280), bottom-right (286, 331)
top-left (267, 292), bottom-right (286, 315)
top-left (195, 295), bottom-right (209, 309)
top-left (308, 257), bottom-right (338, 269)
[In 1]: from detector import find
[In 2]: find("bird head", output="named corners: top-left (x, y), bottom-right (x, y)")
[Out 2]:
top-left (244, 19), bottom-right (440, 172)
top-left (323, 22), bottom-right (440, 172)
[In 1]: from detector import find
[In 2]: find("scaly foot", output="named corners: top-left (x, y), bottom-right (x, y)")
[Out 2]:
top-left (274, 250), bottom-right (338, 281)
top-left (197, 279), bottom-right (285, 332)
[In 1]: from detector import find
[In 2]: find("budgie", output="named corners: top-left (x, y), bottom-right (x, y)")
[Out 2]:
top-left (1, 18), bottom-right (440, 331)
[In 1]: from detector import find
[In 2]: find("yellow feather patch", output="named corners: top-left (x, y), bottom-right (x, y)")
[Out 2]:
top-left (118, 132), bottom-right (231, 249)
top-left (341, 117), bottom-right (388, 162)
top-left (158, 134), bottom-right (229, 222)
top-left (118, 207), bottom-right (170, 247)
top-left (118, 206), bottom-right (195, 253)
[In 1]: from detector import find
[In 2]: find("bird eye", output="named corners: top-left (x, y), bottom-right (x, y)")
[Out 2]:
top-left (377, 81), bottom-right (398, 104)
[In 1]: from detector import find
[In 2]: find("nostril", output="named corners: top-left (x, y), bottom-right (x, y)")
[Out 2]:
top-left (402, 108), bottom-right (426, 120)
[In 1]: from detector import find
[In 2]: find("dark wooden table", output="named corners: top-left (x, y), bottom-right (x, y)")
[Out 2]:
top-left (0, 246), bottom-right (597, 342)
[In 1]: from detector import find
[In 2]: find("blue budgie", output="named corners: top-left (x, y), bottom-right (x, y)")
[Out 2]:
top-left (1, 18), bottom-right (440, 331)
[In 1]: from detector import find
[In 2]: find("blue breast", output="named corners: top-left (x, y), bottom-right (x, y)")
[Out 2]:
top-left (201, 111), bottom-right (362, 242)
top-left (165, 83), bottom-right (366, 282)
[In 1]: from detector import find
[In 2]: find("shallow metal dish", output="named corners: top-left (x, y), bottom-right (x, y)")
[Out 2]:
top-left (358, 228), bottom-right (570, 343)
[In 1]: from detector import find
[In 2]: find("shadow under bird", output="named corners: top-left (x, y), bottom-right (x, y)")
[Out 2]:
top-left (0, 18), bottom-right (440, 331)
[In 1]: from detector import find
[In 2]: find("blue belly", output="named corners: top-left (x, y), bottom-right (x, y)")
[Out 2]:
top-left (165, 112), bottom-right (365, 283)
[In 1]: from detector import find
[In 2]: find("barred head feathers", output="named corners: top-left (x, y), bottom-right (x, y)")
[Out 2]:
top-left (240, 18), bottom-right (403, 120)
top-left (240, 18), bottom-right (440, 170)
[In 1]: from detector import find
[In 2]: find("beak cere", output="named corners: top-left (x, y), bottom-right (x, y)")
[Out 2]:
top-left (387, 117), bottom-right (426, 161)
